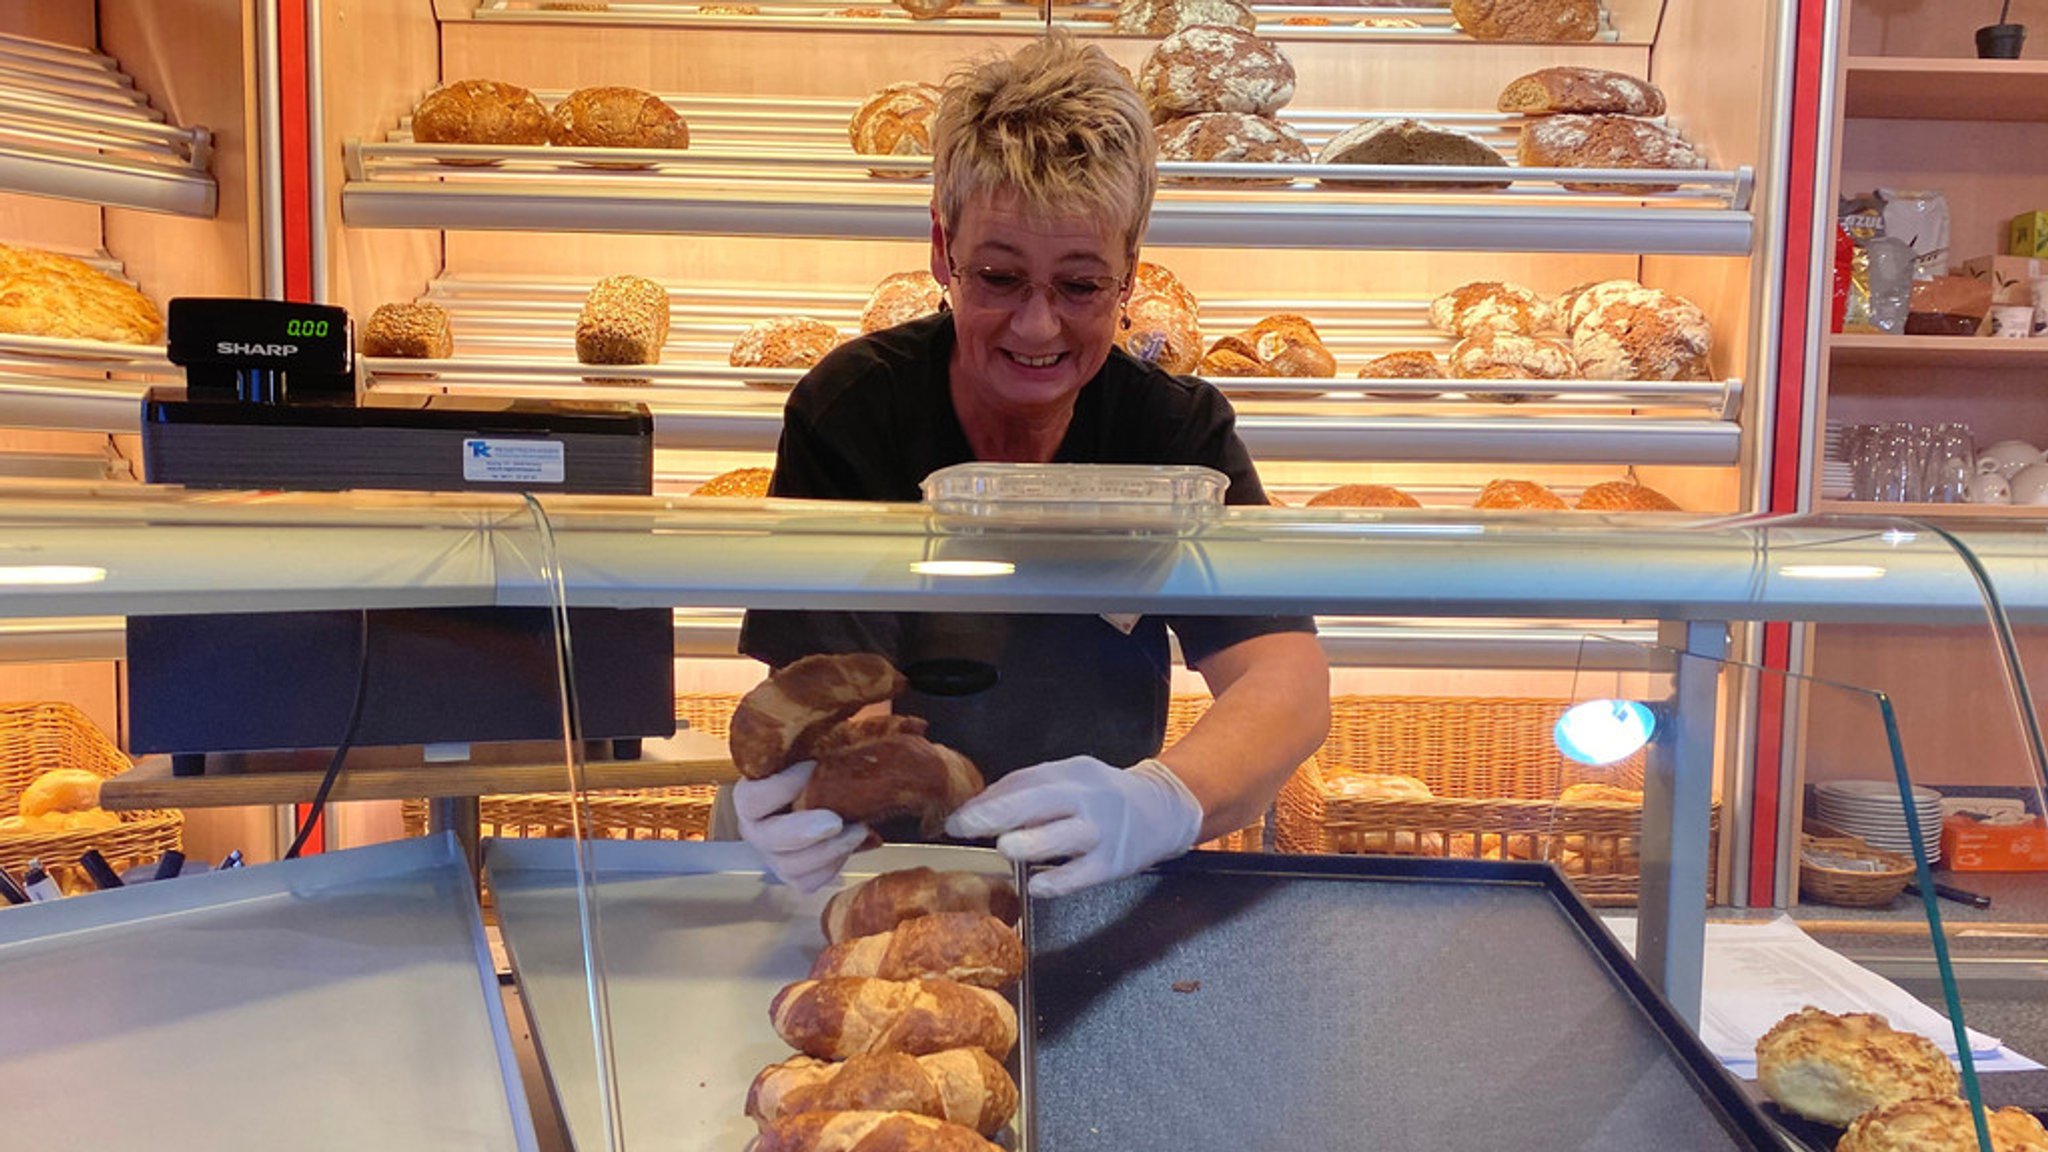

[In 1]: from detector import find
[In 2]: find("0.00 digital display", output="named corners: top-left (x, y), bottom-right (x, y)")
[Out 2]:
top-left (285, 318), bottom-right (329, 338)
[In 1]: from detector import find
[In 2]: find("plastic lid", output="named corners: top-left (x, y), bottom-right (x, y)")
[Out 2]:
top-left (920, 462), bottom-right (1228, 533)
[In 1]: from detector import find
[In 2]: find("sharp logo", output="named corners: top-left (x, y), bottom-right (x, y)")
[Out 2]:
top-left (217, 341), bottom-right (297, 356)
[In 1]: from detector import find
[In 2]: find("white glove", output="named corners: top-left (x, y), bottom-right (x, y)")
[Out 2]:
top-left (944, 756), bottom-right (1204, 898)
top-left (734, 761), bottom-right (871, 893)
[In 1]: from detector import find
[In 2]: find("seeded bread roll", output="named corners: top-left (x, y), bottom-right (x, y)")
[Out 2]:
top-left (1756, 1007), bottom-right (1960, 1127)
top-left (1157, 112), bottom-right (1309, 188)
top-left (1138, 26), bottom-right (1295, 124)
top-left (1452, 0), bottom-right (1597, 41)
top-left (1474, 479), bottom-right (1568, 510)
top-left (1575, 481), bottom-right (1681, 511)
top-left (851, 83), bottom-right (943, 179)
top-left (1498, 67), bottom-right (1666, 117)
top-left (575, 275), bottom-right (670, 367)
top-left (1517, 114), bottom-right (1706, 193)
top-left (546, 86), bottom-right (689, 169)
top-left (411, 79), bottom-right (548, 163)
top-left (730, 316), bottom-right (841, 381)
top-left (1315, 118), bottom-right (1510, 191)
top-left (1113, 0), bottom-right (1256, 36)
top-left (362, 302), bottom-right (453, 358)
top-left (0, 242), bottom-right (163, 344)
top-left (1449, 329), bottom-right (1574, 401)
top-left (1838, 1098), bottom-right (2048, 1152)
top-left (1306, 483), bottom-right (1421, 509)
top-left (861, 271), bottom-right (944, 334)
top-left (1572, 286), bottom-right (1713, 381)
top-left (691, 467), bottom-right (773, 498)
top-left (1429, 281), bottom-right (1551, 338)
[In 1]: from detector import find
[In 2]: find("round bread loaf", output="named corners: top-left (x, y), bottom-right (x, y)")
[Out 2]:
top-left (1838, 1098), bottom-right (2048, 1152)
top-left (1756, 1007), bottom-right (1960, 1127)
top-left (1200, 335), bottom-right (1263, 377)
top-left (1114, 0), bottom-right (1256, 36)
top-left (1131, 260), bottom-right (1199, 315)
top-left (0, 242), bottom-right (163, 344)
top-left (18, 768), bottom-right (103, 820)
top-left (1358, 350), bottom-right (1444, 398)
top-left (547, 86), bottom-right (689, 169)
top-left (1246, 313), bottom-right (1334, 376)
top-left (1572, 286), bottom-right (1713, 381)
top-left (1316, 118), bottom-right (1510, 191)
top-left (731, 316), bottom-right (841, 380)
top-left (1157, 112), bottom-right (1309, 188)
top-left (1474, 479), bottom-right (1568, 510)
top-left (850, 82), bottom-right (943, 178)
top-left (1449, 330), bottom-right (1574, 401)
top-left (412, 79), bottom-right (548, 163)
top-left (1138, 26), bottom-right (1295, 124)
top-left (1430, 281), bottom-right (1551, 338)
top-left (1306, 484), bottom-right (1421, 509)
top-left (692, 467), bottom-right (774, 498)
top-left (1498, 66), bottom-right (1666, 117)
top-left (861, 271), bottom-right (944, 334)
top-left (1555, 278), bottom-right (1640, 332)
top-left (1517, 114), bottom-right (1706, 193)
top-left (1576, 480), bottom-right (1681, 512)
top-left (1451, 0), bottom-right (1597, 41)
top-left (1120, 294), bottom-right (1203, 375)
top-left (362, 302), bottom-right (454, 359)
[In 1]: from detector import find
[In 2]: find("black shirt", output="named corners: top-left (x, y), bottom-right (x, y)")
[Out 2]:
top-left (739, 312), bottom-right (1314, 779)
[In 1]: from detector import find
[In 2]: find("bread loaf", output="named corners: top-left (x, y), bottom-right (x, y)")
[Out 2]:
top-left (850, 83), bottom-right (943, 178)
top-left (893, 0), bottom-right (963, 18)
top-left (1498, 67), bottom-right (1666, 117)
top-left (1554, 278), bottom-right (1640, 332)
top-left (1114, 0), bottom-right (1256, 35)
top-left (810, 912), bottom-right (1022, 988)
top-left (729, 653), bottom-right (908, 780)
top-left (547, 86), bottom-right (689, 169)
top-left (17, 768), bottom-right (103, 821)
top-left (1838, 1098), bottom-right (2048, 1152)
top-left (574, 275), bottom-right (669, 373)
top-left (412, 79), bottom-right (548, 162)
top-left (1575, 480), bottom-right (1680, 511)
top-left (0, 243), bottom-right (163, 345)
top-left (748, 1051), bottom-right (1018, 1136)
top-left (861, 272), bottom-right (944, 334)
top-left (753, 1110), bottom-right (1003, 1152)
top-left (1448, 329), bottom-right (1574, 400)
top-left (1357, 350), bottom-right (1444, 398)
top-left (1452, 0), bottom-right (1597, 41)
top-left (1571, 286), bottom-right (1712, 381)
top-left (1756, 1007), bottom-right (1960, 1126)
top-left (362, 302), bottom-right (453, 359)
top-left (1474, 479), bottom-right (1568, 510)
top-left (1358, 16), bottom-right (1421, 26)
top-left (823, 868), bottom-right (1022, 944)
top-left (799, 715), bottom-right (985, 837)
top-left (1156, 112), bottom-right (1308, 188)
top-left (1118, 263), bottom-right (1203, 375)
top-left (1315, 118), bottom-right (1509, 191)
top-left (731, 317), bottom-right (841, 377)
top-left (1137, 26), bottom-right (1295, 123)
top-left (691, 467), bottom-right (773, 498)
top-left (1429, 281), bottom-right (1550, 338)
top-left (1517, 114), bottom-right (1705, 193)
top-left (770, 977), bottom-right (1018, 1061)
top-left (1305, 484), bottom-right (1421, 509)
top-left (1198, 314), bottom-right (1332, 383)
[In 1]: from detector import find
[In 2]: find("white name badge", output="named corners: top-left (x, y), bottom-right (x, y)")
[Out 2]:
top-left (462, 438), bottom-right (565, 484)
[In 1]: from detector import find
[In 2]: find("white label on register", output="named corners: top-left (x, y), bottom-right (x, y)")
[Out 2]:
top-left (462, 438), bottom-right (565, 484)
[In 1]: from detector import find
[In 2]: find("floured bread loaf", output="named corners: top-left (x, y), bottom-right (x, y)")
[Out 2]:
top-left (1839, 1098), bottom-right (2048, 1152)
top-left (747, 1051), bottom-right (1018, 1136)
top-left (1118, 261), bottom-right (1202, 375)
top-left (1555, 278), bottom-right (1642, 332)
top-left (0, 243), bottom-right (162, 345)
top-left (1755, 1007), bottom-right (1961, 1126)
top-left (1572, 286), bottom-right (1712, 381)
top-left (851, 82), bottom-right (943, 178)
top-left (576, 275), bottom-right (670, 367)
top-left (1157, 112), bottom-right (1309, 188)
top-left (1452, 0), bottom-right (1597, 41)
top-left (1430, 281), bottom-right (1550, 337)
top-left (1316, 118), bottom-right (1510, 190)
top-left (1474, 479), bottom-right (1568, 510)
top-left (1518, 114), bottom-right (1706, 193)
top-left (1449, 330), bottom-right (1574, 400)
top-left (1498, 67), bottom-right (1666, 117)
top-left (547, 86), bottom-right (689, 168)
top-left (362, 302), bottom-right (453, 358)
top-left (861, 271), bottom-right (944, 334)
top-left (412, 79), bottom-right (548, 161)
top-left (730, 316), bottom-right (840, 380)
top-left (1138, 26), bottom-right (1295, 123)
top-left (1306, 484), bottom-right (1421, 509)
top-left (1575, 481), bottom-right (1680, 511)
top-left (1114, 0), bottom-right (1256, 36)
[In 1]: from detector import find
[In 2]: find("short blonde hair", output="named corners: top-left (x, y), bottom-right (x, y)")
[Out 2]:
top-left (932, 32), bottom-right (1157, 263)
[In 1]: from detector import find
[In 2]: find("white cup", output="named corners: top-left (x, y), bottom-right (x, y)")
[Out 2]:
top-left (2012, 463), bottom-right (2048, 505)
top-left (1992, 304), bottom-right (2036, 338)
top-left (1979, 439), bottom-right (2043, 479)
top-left (1966, 473), bottom-right (2013, 504)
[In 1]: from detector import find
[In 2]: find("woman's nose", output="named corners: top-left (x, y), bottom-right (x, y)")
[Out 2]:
top-left (1009, 284), bottom-right (1062, 339)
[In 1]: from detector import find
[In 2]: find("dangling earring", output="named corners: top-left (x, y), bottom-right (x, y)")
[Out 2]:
top-left (938, 289), bottom-right (951, 313)
top-left (1120, 311), bottom-right (1132, 331)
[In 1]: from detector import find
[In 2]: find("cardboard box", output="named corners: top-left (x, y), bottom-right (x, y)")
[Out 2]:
top-left (1961, 254), bottom-right (2044, 305)
top-left (2010, 212), bottom-right (2048, 259)
top-left (1942, 812), bottom-right (2048, 872)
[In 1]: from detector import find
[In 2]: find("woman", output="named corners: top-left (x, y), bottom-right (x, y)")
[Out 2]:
top-left (735, 33), bottom-right (1330, 897)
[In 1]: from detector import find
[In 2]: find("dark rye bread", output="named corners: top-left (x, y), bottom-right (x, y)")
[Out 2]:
top-left (1316, 118), bottom-right (1509, 190)
top-left (411, 79), bottom-right (548, 163)
top-left (1498, 67), bottom-right (1666, 117)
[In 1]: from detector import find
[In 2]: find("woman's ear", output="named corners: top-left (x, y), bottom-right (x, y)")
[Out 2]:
top-left (929, 209), bottom-right (950, 285)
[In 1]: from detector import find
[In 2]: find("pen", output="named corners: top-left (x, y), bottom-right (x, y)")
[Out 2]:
top-left (218, 850), bottom-right (244, 871)
top-left (153, 850), bottom-right (185, 881)
top-left (1905, 881), bottom-right (1993, 910)
top-left (79, 850), bottom-right (124, 891)
top-left (0, 864), bottom-right (27, 906)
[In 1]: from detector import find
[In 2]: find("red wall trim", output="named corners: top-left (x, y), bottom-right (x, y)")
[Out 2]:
top-left (276, 0), bottom-right (313, 306)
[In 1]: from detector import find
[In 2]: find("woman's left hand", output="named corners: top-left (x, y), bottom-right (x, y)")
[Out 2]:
top-left (944, 756), bottom-right (1204, 897)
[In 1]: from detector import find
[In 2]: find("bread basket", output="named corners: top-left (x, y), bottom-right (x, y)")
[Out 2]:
top-left (1797, 825), bottom-right (1914, 908)
top-left (0, 701), bottom-right (182, 889)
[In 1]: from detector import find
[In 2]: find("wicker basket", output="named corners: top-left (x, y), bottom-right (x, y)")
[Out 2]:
top-left (0, 702), bottom-right (182, 892)
top-left (1798, 827), bottom-right (1913, 908)
top-left (1272, 696), bottom-right (1718, 906)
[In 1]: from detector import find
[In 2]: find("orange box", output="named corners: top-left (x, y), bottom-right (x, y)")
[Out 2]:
top-left (1942, 812), bottom-right (2048, 872)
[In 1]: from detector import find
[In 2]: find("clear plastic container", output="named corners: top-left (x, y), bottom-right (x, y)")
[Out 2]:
top-left (920, 462), bottom-right (1228, 533)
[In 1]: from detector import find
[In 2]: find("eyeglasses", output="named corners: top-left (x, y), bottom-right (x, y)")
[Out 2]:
top-left (947, 264), bottom-right (1128, 316)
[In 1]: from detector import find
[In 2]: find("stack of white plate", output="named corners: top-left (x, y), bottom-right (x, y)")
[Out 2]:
top-left (1814, 780), bottom-right (1944, 863)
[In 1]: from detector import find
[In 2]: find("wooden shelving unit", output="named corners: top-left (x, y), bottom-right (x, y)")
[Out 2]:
top-left (1828, 333), bottom-right (2048, 369)
top-left (1843, 56), bottom-right (2048, 122)
top-left (1813, 499), bottom-right (2048, 520)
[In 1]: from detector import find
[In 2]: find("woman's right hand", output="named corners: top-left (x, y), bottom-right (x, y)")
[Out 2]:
top-left (733, 760), bottom-right (872, 893)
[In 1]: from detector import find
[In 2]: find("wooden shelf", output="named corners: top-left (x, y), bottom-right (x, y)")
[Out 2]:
top-left (1814, 499), bottom-right (2048, 521)
top-left (1828, 333), bottom-right (2048, 368)
top-left (1844, 56), bottom-right (2048, 121)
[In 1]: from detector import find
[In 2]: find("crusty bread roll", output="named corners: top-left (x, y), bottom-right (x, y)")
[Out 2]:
top-left (1358, 350), bottom-right (1445, 398)
top-left (1131, 260), bottom-right (1199, 314)
top-left (362, 302), bottom-right (453, 359)
top-left (1517, 114), bottom-right (1706, 193)
top-left (1575, 480), bottom-right (1680, 512)
top-left (1118, 262), bottom-right (1203, 375)
top-left (1474, 479), bottom-right (1568, 510)
top-left (809, 912), bottom-right (1022, 988)
top-left (1838, 1098), bottom-right (2048, 1152)
top-left (1114, 0), bottom-right (1256, 35)
top-left (1199, 314), bottom-right (1333, 387)
top-left (18, 768), bottom-right (103, 821)
top-left (1138, 26), bottom-right (1295, 124)
top-left (1329, 772), bottom-right (1433, 800)
top-left (691, 467), bottom-right (773, 498)
top-left (1755, 1007), bottom-right (1960, 1126)
top-left (1558, 782), bottom-right (1644, 804)
top-left (731, 317), bottom-right (841, 381)
top-left (576, 275), bottom-right (669, 369)
top-left (729, 653), bottom-right (908, 780)
top-left (1429, 281), bottom-right (1550, 338)
top-left (1572, 286), bottom-right (1713, 381)
top-left (771, 977), bottom-right (1018, 1061)
top-left (798, 714), bottom-right (984, 837)
top-left (753, 1110), bottom-right (1003, 1152)
top-left (1316, 118), bottom-right (1510, 191)
top-left (1324, 773), bottom-right (1443, 854)
top-left (1448, 330), bottom-right (1575, 400)
top-left (1452, 0), bottom-right (1597, 41)
top-left (0, 243), bottom-right (163, 345)
top-left (1156, 112), bottom-right (1308, 188)
top-left (850, 83), bottom-right (943, 178)
top-left (1498, 67), bottom-right (1666, 117)
top-left (1306, 484), bottom-right (1421, 509)
top-left (861, 271), bottom-right (943, 334)
top-left (546, 86), bottom-right (689, 169)
top-left (412, 79), bottom-right (548, 162)
top-left (823, 868), bottom-right (1022, 945)
top-left (748, 1051), bottom-right (1019, 1136)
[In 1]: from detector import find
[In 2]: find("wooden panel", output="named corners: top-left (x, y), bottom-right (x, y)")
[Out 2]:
top-left (321, 0), bottom-right (444, 314)
top-left (1840, 118), bottom-right (2048, 265)
top-left (1831, 333), bottom-right (2048, 369)
top-left (1849, 0), bottom-right (2048, 58)
top-left (0, 0), bottom-right (96, 47)
top-left (0, 662), bottom-right (120, 741)
top-left (1846, 57), bottom-right (2048, 122)
top-left (0, 194), bottom-right (101, 252)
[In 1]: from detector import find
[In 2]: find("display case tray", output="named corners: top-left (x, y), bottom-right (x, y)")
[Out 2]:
top-left (483, 838), bottom-right (1011, 1151)
top-left (1024, 851), bottom-right (1785, 1151)
top-left (0, 834), bottom-right (537, 1152)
